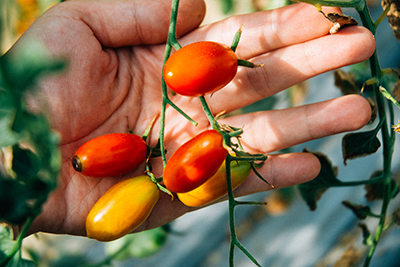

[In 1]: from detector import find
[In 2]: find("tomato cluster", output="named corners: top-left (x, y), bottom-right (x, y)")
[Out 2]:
top-left (72, 37), bottom-right (264, 242)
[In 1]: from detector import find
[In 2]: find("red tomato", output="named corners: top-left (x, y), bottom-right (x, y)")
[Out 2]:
top-left (86, 175), bottom-right (159, 241)
top-left (163, 130), bottom-right (228, 193)
top-left (177, 160), bottom-right (251, 207)
top-left (163, 41), bottom-right (238, 97)
top-left (72, 133), bottom-right (147, 177)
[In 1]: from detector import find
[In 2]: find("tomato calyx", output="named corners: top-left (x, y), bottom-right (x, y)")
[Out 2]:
top-left (231, 25), bottom-right (264, 69)
top-left (237, 59), bottom-right (265, 69)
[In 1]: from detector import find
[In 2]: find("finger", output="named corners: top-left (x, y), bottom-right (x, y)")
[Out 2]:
top-left (233, 152), bottom-right (321, 196)
top-left (47, 0), bottom-right (206, 47)
top-left (220, 94), bottom-right (371, 153)
top-left (183, 3), bottom-right (340, 58)
top-left (204, 25), bottom-right (375, 114)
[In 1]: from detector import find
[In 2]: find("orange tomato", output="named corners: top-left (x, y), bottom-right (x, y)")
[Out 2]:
top-left (86, 175), bottom-right (159, 242)
top-left (177, 160), bottom-right (251, 207)
top-left (163, 41), bottom-right (238, 97)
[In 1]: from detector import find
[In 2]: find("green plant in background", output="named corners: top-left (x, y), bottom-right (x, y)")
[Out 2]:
top-left (0, 38), bottom-right (66, 267)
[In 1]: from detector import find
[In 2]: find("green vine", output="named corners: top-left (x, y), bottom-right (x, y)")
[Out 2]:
top-left (295, 1), bottom-right (399, 266)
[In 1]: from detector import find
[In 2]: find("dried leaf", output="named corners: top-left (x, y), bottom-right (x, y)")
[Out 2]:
top-left (392, 78), bottom-right (400, 103)
top-left (333, 246), bottom-right (362, 267)
top-left (342, 130), bottom-right (381, 165)
top-left (382, 0), bottom-right (400, 42)
top-left (367, 98), bottom-right (377, 124)
top-left (320, 11), bottom-right (358, 34)
top-left (364, 170), bottom-right (399, 201)
top-left (264, 188), bottom-right (294, 215)
top-left (334, 69), bottom-right (359, 95)
top-left (392, 208), bottom-right (400, 227)
top-left (298, 149), bottom-right (341, 210)
top-left (342, 200), bottom-right (372, 219)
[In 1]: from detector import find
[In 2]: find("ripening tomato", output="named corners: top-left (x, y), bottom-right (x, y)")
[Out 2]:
top-left (177, 160), bottom-right (251, 207)
top-left (163, 129), bottom-right (228, 193)
top-left (163, 41), bottom-right (238, 97)
top-left (72, 133), bottom-right (147, 177)
top-left (86, 175), bottom-right (160, 242)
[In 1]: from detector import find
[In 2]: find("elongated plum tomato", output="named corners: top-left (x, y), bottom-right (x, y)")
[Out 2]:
top-left (177, 160), bottom-right (251, 207)
top-left (163, 129), bottom-right (228, 193)
top-left (72, 133), bottom-right (147, 177)
top-left (163, 41), bottom-right (238, 97)
top-left (86, 175), bottom-right (160, 242)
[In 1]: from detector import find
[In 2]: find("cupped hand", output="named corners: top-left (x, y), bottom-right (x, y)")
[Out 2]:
top-left (10, 0), bottom-right (375, 237)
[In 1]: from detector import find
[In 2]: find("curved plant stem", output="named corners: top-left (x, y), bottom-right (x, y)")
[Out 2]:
top-left (225, 155), bottom-right (262, 267)
top-left (159, 0), bottom-right (197, 166)
top-left (296, 1), bottom-right (396, 266)
top-left (355, 3), bottom-right (395, 265)
top-left (0, 217), bottom-right (34, 266)
top-left (199, 96), bottom-right (219, 130)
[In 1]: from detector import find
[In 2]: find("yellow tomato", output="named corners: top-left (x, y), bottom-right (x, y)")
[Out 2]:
top-left (177, 160), bottom-right (251, 207)
top-left (86, 175), bottom-right (159, 242)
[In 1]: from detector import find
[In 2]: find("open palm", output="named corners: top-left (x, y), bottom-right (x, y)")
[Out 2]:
top-left (12, 0), bottom-right (375, 237)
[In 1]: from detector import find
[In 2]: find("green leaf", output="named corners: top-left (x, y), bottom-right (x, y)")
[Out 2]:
top-left (0, 110), bottom-right (20, 147)
top-left (12, 145), bottom-right (42, 182)
top-left (0, 178), bottom-right (32, 224)
top-left (0, 224), bottom-right (16, 264)
top-left (105, 226), bottom-right (168, 260)
top-left (219, 0), bottom-right (235, 14)
top-left (342, 130), bottom-right (381, 165)
top-left (298, 149), bottom-right (342, 210)
top-left (0, 41), bottom-right (66, 92)
top-left (5, 256), bottom-right (37, 267)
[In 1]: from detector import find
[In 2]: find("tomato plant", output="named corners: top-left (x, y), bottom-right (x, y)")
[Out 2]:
top-left (177, 159), bottom-right (251, 207)
top-left (163, 129), bottom-right (228, 193)
top-left (163, 41), bottom-right (238, 97)
top-left (85, 175), bottom-right (160, 242)
top-left (72, 133), bottom-right (147, 177)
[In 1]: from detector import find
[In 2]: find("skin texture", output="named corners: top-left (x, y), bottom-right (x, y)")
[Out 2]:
top-left (7, 0), bottom-right (375, 237)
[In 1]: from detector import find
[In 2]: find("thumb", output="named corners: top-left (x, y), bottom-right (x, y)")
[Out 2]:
top-left (41, 0), bottom-right (206, 47)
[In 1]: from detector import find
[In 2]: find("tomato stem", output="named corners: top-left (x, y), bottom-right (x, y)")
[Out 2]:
top-left (0, 217), bottom-right (34, 266)
top-left (225, 155), bottom-right (262, 267)
top-left (159, 0), bottom-right (198, 166)
top-left (251, 164), bottom-right (274, 188)
top-left (230, 25), bottom-right (242, 52)
top-left (199, 96), bottom-right (219, 130)
top-left (237, 59), bottom-right (264, 68)
top-left (235, 200), bottom-right (268, 206)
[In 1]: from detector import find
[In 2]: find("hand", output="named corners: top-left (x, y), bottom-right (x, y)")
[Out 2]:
top-left (10, 0), bottom-right (375, 237)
